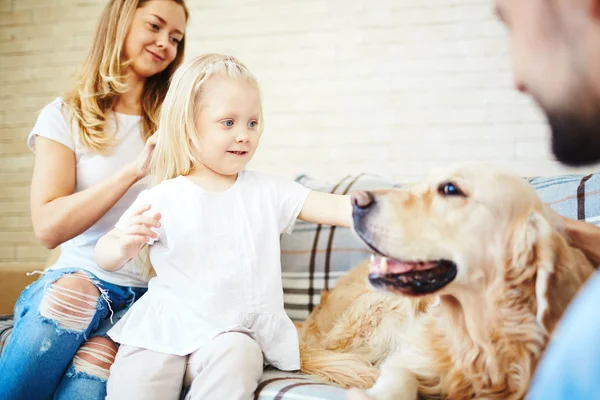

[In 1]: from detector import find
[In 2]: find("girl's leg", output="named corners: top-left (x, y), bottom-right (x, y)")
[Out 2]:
top-left (184, 332), bottom-right (264, 400)
top-left (107, 344), bottom-right (186, 400)
top-left (0, 271), bottom-right (107, 400)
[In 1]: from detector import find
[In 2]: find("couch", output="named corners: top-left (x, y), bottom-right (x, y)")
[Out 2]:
top-left (1, 170), bottom-right (599, 399)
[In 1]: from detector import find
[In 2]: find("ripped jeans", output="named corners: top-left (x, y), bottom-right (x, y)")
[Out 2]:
top-left (0, 268), bottom-right (146, 400)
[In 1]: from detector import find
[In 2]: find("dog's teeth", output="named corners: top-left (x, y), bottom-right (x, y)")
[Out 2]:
top-left (380, 257), bottom-right (388, 273)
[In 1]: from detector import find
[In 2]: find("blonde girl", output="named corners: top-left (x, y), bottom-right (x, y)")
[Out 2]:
top-left (95, 54), bottom-right (352, 399)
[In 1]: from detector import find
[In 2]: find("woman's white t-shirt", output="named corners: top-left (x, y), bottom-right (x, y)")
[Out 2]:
top-left (27, 98), bottom-right (148, 287)
top-left (107, 172), bottom-right (311, 370)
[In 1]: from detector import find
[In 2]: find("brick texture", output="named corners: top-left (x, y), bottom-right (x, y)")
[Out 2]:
top-left (0, 0), bottom-right (597, 268)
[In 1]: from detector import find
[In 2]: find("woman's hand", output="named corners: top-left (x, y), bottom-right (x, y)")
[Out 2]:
top-left (130, 132), bottom-right (158, 180)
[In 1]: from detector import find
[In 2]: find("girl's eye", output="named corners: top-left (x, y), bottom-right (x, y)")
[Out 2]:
top-left (149, 23), bottom-right (160, 31)
top-left (170, 36), bottom-right (181, 45)
top-left (222, 120), bottom-right (234, 127)
top-left (248, 121), bottom-right (258, 128)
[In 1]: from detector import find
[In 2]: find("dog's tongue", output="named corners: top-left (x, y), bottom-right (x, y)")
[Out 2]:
top-left (369, 256), bottom-right (437, 274)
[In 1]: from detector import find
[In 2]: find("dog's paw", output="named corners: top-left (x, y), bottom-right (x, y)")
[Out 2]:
top-left (346, 388), bottom-right (374, 400)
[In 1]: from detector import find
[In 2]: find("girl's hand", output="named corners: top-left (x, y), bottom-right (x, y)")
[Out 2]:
top-left (130, 132), bottom-right (158, 180)
top-left (117, 204), bottom-right (161, 260)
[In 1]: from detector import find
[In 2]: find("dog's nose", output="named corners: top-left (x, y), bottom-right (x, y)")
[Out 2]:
top-left (351, 191), bottom-right (375, 209)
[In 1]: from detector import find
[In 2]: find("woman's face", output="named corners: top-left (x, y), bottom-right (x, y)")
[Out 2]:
top-left (123, 0), bottom-right (187, 80)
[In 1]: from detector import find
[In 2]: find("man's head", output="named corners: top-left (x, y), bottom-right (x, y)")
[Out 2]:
top-left (496, 0), bottom-right (600, 165)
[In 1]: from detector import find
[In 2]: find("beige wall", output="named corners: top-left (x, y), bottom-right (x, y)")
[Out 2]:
top-left (0, 0), bottom-right (597, 268)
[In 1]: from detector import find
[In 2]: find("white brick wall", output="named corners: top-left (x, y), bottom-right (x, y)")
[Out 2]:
top-left (0, 0), bottom-right (598, 267)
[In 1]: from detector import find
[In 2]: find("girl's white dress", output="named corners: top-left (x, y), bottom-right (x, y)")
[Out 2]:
top-left (107, 171), bottom-right (311, 370)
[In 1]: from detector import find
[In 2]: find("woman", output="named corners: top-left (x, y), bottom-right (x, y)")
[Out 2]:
top-left (0, 1), bottom-right (188, 399)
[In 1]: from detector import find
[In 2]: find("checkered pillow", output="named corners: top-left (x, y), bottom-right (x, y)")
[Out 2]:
top-left (528, 173), bottom-right (600, 225)
top-left (0, 316), bottom-right (13, 359)
top-left (282, 171), bottom-right (600, 321)
top-left (256, 369), bottom-right (345, 399)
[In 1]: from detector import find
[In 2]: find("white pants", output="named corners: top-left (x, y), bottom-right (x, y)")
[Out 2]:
top-left (107, 332), bottom-right (264, 400)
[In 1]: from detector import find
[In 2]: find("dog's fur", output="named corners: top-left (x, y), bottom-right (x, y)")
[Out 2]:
top-left (297, 163), bottom-right (595, 400)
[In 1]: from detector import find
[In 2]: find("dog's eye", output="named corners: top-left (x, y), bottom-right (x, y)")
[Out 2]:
top-left (438, 182), bottom-right (465, 197)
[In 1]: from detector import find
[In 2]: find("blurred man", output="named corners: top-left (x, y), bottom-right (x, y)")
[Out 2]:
top-left (496, 0), bottom-right (600, 166)
top-left (496, 0), bottom-right (600, 398)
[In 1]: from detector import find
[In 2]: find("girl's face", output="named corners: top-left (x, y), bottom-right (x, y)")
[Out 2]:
top-left (194, 76), bottom-right (262, 177)
top-left (123, 0), bottom-right (186, 80)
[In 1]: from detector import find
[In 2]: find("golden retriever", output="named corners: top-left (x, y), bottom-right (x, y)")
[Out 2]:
top-left (297, 162), bottom-right (595, 400)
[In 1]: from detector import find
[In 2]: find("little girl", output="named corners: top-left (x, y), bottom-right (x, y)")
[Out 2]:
top-left (95, 54), bottom-right (352, 399)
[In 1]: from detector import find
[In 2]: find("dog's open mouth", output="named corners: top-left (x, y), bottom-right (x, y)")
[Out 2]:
top-left (368, 255), bottom-right (457, 296)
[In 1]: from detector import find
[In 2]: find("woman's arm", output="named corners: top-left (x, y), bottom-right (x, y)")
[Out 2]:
top-left (297, 191), bottom-right (353, 228)
top-left (30, 134), bottom-right (155, 249)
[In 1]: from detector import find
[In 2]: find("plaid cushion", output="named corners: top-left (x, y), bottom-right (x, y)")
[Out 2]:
top-left (528, 173), bottom-right (600, 225)
top-left (282, 171), bottom-right (600, 321)
top-left (0, 316), bottom-right (13, 359)
top-left (256, 369), bottom-right (344, 399)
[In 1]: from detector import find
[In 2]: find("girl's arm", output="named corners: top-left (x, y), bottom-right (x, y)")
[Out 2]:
top-left (298, 191), bottom-right (353, 228)
top-left (95, 228), bottom-right (133, 272)
top-left (30, 134), bottom-right (156, 249)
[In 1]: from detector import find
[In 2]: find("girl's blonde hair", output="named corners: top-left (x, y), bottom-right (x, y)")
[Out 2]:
top-left (63, 0), bottom-right (189, 154)
top-left (149, 53), bottom-right (263, 186)
top-left (138, 53), bottom-right (263, 277)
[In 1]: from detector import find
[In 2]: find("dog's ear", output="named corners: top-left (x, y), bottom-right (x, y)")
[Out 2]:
top-left (509, 209), bottom-right (593, 335)
top-left (508, 210), bottom-right (558, 334)
top-left (529, 212), bottom-right (557, 334)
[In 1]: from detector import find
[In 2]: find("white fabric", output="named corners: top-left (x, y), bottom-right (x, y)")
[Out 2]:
top-left (107, 333), bottom-right (263, 400)
top-left (108, 171), bottom-right (311, 370)
top-left (27, 97), bottom-right (148, 287)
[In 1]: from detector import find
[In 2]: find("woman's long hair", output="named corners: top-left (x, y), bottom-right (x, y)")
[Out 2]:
top-left (63, 0), bottom-right (189, 154)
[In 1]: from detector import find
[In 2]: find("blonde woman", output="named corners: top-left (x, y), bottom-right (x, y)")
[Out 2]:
top-left (94, 54), bottom-right (352, 399)
top-left (0, 1), bottom-right (188, 399)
